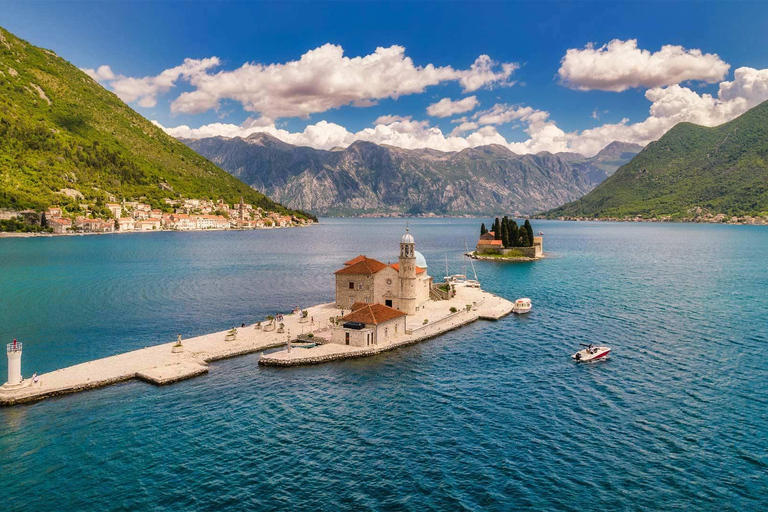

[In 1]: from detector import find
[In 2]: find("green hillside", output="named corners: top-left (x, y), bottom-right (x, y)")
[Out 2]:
top-left (546, 100), bottom-right (768, 220)
top-left (0, 26), bottom-right (313, 220)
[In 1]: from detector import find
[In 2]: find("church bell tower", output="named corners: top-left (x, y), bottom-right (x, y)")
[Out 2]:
top-left (398, 227), bottom-right (418, 315)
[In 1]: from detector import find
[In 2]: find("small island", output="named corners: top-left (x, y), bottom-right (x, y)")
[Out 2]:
top-left (469, 217), bottom-right (543, 261)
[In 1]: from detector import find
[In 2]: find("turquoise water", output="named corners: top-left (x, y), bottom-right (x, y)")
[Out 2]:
top-left (1, 219), bottom-right (766, 510)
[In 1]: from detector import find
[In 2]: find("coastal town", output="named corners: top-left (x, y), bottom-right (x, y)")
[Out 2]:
top-left (0, 228), bottom-right (513, 405)
top-left (0, 197), bottom-right (312, 235)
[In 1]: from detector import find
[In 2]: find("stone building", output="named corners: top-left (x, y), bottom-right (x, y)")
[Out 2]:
top-left (334, 228), bottom-right (432, 314)
top-left (331, 302), bottom-right (407, 347)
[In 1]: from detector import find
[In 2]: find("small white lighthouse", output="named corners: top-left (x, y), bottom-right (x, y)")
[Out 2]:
top-left (5, 339), bottom-right (22, 387)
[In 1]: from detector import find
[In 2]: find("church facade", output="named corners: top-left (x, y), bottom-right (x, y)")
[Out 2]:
top-left (334, 228), bottom-right (432, 315)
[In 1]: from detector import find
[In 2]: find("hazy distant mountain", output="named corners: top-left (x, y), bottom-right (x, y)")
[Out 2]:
top-left (547, 100), bottom-right (768, 220)
top-left (182, 133), bottom-right (642, 215)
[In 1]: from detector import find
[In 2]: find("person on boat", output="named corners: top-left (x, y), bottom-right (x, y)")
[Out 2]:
top-left (588, 343), bottom-right (595, 354)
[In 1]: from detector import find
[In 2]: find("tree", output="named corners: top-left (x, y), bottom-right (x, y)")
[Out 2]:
top-left (501, 216), bottom-right (510, 248)
top-left (510, 220), bottom-right (519, 247)
top-left (493, 218), bottom-right (501, 239)
top-left (480, 222), bottom-right (487, 235)
top-left (524, 219), bottom-right (534, 246)
top-left (518, 227), bottom-right (530, 247)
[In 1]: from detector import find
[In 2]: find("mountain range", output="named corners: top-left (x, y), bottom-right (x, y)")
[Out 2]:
top-left (182, 134), bottom-right (642, 216)
top-left (547, 100), bottom-right (768, 220)
top-left (0, 26), bottom-right (312, 220)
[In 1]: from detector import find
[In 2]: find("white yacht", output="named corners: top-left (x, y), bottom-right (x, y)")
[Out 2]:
top-left (512, 298), bottom-right (532, 314)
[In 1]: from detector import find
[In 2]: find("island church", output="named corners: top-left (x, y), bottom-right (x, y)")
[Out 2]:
top-left (334, 228), bottom-right (432, 315)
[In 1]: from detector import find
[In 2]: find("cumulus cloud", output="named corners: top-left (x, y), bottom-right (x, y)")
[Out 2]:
top-left (449, 121), bottom-right (479, 136)
top-left (83, 58), bottom-right (220, 108)
top-left (559, 39), bottom-right (730, 92)
top-left (82, 65), bottom-right (115, 82)
top-left (159, 66), bottom-right (768, 157)
top-left (91, 45), bottom-right (516, 118)
top-left (426, 96), bottom-right (479, 117)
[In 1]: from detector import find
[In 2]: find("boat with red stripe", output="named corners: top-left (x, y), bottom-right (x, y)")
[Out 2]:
top-left (572, 344), bottom-right (611, 362)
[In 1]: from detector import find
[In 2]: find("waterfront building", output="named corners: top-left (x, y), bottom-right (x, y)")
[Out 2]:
top-left (194, 215), bottom-right (229, 230)
top-left (117, 217), bottom-right (136, 232)
top-left (332, 303), bottom-right (407, 347)
top-left (334, 228), bottom-right (432, 314)
top-left (48, 217), bottom-right (71, 234)
top-left (138, 218), bottom-right (161, 231)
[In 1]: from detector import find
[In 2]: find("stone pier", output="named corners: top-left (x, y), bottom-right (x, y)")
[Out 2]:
top-left (0, 285), bottom-right (513, 406)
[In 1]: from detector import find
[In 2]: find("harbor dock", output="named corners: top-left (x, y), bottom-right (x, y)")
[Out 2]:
top-left (0, 285), bottom-right (512, 406)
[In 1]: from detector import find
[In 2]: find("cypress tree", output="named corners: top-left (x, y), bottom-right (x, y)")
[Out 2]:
top-left (524, 219), bottom-right (534, 246)
top-left (510, 220), bottom-right (519, 247)
top-left (518, 228), bottom-right (530, 247)
top-left (493, 218), bottom-right (501, 240)
top-left (501, 217), bottom-right (510, 248)
top-left (480, 223), bottom-right (487, 235)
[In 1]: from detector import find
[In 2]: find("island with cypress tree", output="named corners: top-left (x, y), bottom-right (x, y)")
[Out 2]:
top-left (471, 218), bottom-right (543, 261)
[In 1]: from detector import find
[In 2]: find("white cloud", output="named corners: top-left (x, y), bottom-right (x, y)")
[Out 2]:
top-left (82, 65), bottom-right (115, 82)
top-left (84, 58), bottom-right (220, 109)
top-left (374, 114), bottom-right (412, 125)
top-left (450, 121), bottom-right (479, 136)
top-left (159, 66), bottom-right (768, 157)
top-left (458, 56), bottom-right (518, 91)
top-left (559, 39), bottom-right (730, 92)
top-left (426, 96), bottom-right (479, 117)
top-left (91, 45), bottom-right (516, 118)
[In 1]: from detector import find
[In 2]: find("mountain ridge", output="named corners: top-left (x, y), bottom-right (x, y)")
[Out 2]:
top-left (182, 133), bottom-right (642, 216)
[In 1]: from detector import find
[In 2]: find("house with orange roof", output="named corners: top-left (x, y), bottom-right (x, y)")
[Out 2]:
top-left (332, 302), bottom-right (408, 347)
top-left (48, 217), bottom-right (71, 234)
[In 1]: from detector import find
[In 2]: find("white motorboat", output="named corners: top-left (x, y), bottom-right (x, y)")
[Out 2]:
top-left (572, 344), bottom-right (611, 362)
top-left (512, 298), bottom-right (532, 314)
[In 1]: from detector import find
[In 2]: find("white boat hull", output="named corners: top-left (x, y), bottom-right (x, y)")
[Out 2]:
top-left (512, 306), bottom-right (532, 314)
top-left (572, 346), bottom-right (611, 362)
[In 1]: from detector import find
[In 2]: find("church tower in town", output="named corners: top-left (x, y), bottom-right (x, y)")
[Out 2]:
top-left (398, 227), bottom-right (418, 315)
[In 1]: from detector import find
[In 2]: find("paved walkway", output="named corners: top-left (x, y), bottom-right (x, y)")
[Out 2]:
top-left (0, 303), bottom-right (339, 406)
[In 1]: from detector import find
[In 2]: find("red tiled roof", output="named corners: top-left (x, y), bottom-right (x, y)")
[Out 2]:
top-left (350, 302), bottom-right (368, 311)
top-left (478, 240), bottom-right (503, 246)
top-left (340, 303), bottom-right (407, 325)
top-left (335, 257), bottom-right (388, 275)
top-left (389, 263), bottom-right (426, 274)
top-left (344, 254), bottom-right (368, 266)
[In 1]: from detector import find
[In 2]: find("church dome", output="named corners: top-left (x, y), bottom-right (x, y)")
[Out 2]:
top-left (401, 231), bottom-right (415, 244)
top-left (414, 250), bottom-right (427, 269)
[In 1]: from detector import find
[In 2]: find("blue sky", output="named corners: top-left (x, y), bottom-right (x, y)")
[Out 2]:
top-left (4, 1), bottom-right (768, 155)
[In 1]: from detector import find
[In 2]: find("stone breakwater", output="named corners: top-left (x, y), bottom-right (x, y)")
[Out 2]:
top-left (1, 287), bottom-right (513, 406)
top-left (0, 302), bottom-right (341, 406)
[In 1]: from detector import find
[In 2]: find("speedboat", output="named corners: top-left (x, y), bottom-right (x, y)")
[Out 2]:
top-left (512, 298), bottom-right (532, 314)
top-left (572, 344), bottom-right (611, 362)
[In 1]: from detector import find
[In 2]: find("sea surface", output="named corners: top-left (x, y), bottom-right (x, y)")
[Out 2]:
top-left (0, 219), bottom-right (766, 511)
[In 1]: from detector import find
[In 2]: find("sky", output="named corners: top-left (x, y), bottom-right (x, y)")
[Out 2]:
top-left (3, 1), bottom-right (768, 156)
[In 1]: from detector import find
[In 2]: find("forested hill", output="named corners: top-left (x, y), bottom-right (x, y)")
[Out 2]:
top-left (0, 26), bottom-right (313, 220)
top-left (546, 100), bottom-right (768, 220)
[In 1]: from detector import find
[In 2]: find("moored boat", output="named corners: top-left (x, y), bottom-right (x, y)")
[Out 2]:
top-left (512, 298), bottom-right (532, 314)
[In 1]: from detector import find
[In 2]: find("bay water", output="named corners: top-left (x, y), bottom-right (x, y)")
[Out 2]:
top-left (1, 219), bottom-right (766, 510)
